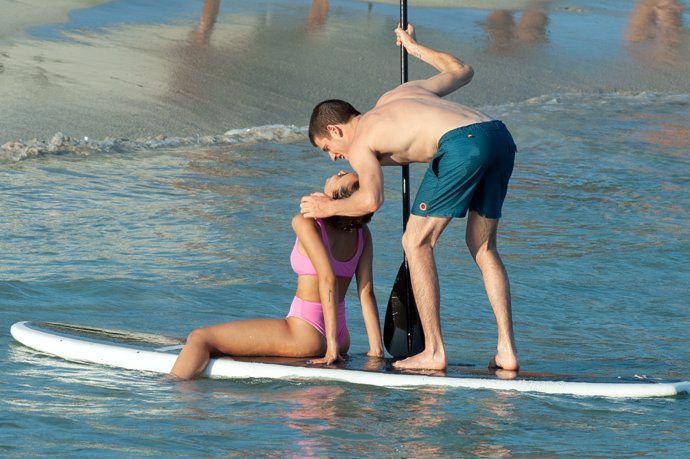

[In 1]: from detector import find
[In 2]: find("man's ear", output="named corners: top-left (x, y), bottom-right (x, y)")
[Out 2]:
top-left (326, 124), bottom-right (343, 138)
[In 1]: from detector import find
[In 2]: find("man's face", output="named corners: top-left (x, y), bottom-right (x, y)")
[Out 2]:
top-left (314, 127), bottom-right (350, 162)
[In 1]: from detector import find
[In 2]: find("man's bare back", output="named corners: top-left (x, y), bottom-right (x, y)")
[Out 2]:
top-left (355, 78), bottom-right (493, 166)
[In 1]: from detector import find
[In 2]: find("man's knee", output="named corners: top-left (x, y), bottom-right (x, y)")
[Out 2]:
top-left (401, 231), bottom-right (416, 255)
top-left (466, 213), bottom-right (499, 256)
top-left (467, 242), bottom-right (491, 264)
top-left (402, 228), bottom-right (432, 254)
top-left (402, 216), bottom-right (448, 255)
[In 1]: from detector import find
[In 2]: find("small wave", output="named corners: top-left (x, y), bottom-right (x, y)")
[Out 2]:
top-left (488, 91), bottom-right (690, 108)
top-left (0, 124), bottom-right (308, 162)
top-left (483, 91), bottom-right (690, 119)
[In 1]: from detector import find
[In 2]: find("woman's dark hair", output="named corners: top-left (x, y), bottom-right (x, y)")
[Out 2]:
top-left (324, 180), bottom-right (373, 231)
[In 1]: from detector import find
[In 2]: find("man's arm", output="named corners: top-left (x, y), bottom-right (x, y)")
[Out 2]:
top-left (300, 147), bottom-right (384, 218)
top-left (395, 24), bottom-right (474, 97)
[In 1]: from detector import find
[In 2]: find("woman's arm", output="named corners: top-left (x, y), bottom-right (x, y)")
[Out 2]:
top-left (291, 214), bottom-right (342, 364)
top-left (355, 226), bottom-right (384, 357)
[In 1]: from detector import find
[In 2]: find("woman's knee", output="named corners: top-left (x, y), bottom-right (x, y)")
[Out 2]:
top-left (186, 327), bottom-right (211, 349)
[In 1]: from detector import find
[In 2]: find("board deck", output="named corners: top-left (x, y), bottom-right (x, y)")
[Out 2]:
top-left (10, 321), bottom-right (690, 399)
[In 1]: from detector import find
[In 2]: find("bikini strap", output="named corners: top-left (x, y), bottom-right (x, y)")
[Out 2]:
top-left (314, 218), bottom-right (331, 253)
top-left (316, 218), bottom-right (365, 267)
top-left (355, 227), bottom-right (364, 258)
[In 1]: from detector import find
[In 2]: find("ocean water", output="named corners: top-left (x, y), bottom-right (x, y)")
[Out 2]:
top-left (3, 92), bottom-right (689, 458)
top-left (2, 1), bottom-right (690, 458)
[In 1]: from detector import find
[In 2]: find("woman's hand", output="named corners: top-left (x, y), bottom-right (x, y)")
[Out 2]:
top-left (367, 348), bottom-right (384, 358)
top-left (308, 349), bottom-right (343, 366)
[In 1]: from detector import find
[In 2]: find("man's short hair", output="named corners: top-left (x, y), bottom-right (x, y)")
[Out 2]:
top-left (309, 99), bottom-right (361, 146)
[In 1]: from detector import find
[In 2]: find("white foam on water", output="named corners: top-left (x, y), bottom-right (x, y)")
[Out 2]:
top-left (0, 124), bottom-right (308, 162)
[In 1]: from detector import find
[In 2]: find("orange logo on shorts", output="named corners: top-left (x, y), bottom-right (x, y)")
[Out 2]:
top-left (419, 203), bottom-right (427, 211)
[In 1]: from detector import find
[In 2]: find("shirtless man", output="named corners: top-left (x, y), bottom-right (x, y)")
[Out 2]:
top-left (300, 25), bottom-right (519, 371)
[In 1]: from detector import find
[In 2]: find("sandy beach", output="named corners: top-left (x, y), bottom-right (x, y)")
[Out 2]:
top-left (1, 0), bottom-right (689, 144)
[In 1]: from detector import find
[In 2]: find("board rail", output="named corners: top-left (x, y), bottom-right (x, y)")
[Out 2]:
top-left (10, 321), bottom-right (690, 399)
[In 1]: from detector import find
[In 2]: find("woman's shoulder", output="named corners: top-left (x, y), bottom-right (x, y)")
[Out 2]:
top-left (291, 213), bottom-right (320, 233)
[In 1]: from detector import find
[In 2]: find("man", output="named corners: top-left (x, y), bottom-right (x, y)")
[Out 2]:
top-left (300, 25), bottom-right (518, 372)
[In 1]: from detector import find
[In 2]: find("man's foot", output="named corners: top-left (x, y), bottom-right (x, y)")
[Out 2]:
top-left (488, 350), bottom-right (519, 372)
top-left (392, 350), bottom-right (447, 371)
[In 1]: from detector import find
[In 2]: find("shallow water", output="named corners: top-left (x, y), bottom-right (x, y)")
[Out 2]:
top-left (2, 0), bottom-right (690, 457)
top-left (2, 92), bottom-right (689, 458)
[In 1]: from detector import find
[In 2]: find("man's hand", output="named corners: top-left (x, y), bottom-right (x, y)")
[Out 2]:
top-left (300, 192), bottom-right (333, 218)
top-left (395, 23), bottom-right (416, 49)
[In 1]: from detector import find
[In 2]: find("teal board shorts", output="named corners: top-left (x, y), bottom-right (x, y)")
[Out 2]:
top-left (412, 120), bottom-right (516, 219)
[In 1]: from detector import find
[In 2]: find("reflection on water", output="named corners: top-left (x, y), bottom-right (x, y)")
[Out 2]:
top-left (470, 392), bottom-right (516, 457)
top-left (188, 0), bottom-right (221, 48)
top-left (186, 0), bottom-right (330, 48)
top-left (485, 1), bottom-right (551, 54)
top-left (623, 111), bottom-right (690, 152)
top-left (626, 0), bottom-right (687, 66)
top-left (306, 0), bottom-right (330, 33)
top-left (283, 385), bottom-right (345, 456)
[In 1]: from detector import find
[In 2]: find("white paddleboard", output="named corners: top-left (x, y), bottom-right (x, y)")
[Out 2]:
top-left (10, 321), bottom-right (690, 399)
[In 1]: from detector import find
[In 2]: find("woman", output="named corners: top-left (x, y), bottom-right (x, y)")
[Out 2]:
top-left (170, 171), bottom-right (382, 379)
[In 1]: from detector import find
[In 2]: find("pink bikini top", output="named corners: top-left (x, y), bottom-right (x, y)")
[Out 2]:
top-left (291, 218), bottom-right (364, 278)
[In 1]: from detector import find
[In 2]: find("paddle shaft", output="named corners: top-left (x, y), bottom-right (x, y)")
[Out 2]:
top-left (399, 0), bottom-right (420, 354)
top-left (400, 0), bottom-right (410, 230)
top-left (383, 0), bottom-right (423, 358)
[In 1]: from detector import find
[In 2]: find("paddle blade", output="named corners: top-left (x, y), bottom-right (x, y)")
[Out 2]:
top-left (384, 261), bottom-right (424, 358)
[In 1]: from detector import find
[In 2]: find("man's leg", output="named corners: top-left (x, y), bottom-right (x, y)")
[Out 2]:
top-left (393, 214), bottom-right (451, 370)
top-left (466, 210), bottom-right (519, 371)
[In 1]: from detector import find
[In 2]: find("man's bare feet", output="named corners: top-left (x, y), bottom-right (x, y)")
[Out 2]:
top-left (489, 350), bottom-right (519, 372)
top-left (392, 349), bottom-right (447, 371)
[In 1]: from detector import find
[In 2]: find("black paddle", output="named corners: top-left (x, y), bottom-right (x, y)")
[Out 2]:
top-left (383, 0), bottom-right (424, 358)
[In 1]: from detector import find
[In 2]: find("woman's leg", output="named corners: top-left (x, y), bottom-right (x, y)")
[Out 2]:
top-left (170, 317), bottom-right (326, 380)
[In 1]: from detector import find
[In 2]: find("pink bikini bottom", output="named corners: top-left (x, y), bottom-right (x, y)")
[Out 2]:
top-left (286, 296), bottom-right (348, 346)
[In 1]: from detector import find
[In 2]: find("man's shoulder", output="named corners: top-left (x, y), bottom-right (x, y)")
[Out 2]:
top-left (375, 86), bottom-right (409, 107)
top-left (354, 112), bottom-right (387, 145)
top-left (378, 80), bottom-right (437, 102)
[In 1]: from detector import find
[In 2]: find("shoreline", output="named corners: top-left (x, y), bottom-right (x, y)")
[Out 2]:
top-left (1, 0), bottom-right (689, 143)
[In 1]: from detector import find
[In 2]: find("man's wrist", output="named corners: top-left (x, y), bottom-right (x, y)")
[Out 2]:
top-left (324, 198), bottom-right (336, 217)
top-left (409, 42), bottom-right (423, 60)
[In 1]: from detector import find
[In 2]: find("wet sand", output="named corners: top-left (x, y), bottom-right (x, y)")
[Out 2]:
top-left (1, 0), bottom-right (689, 143)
